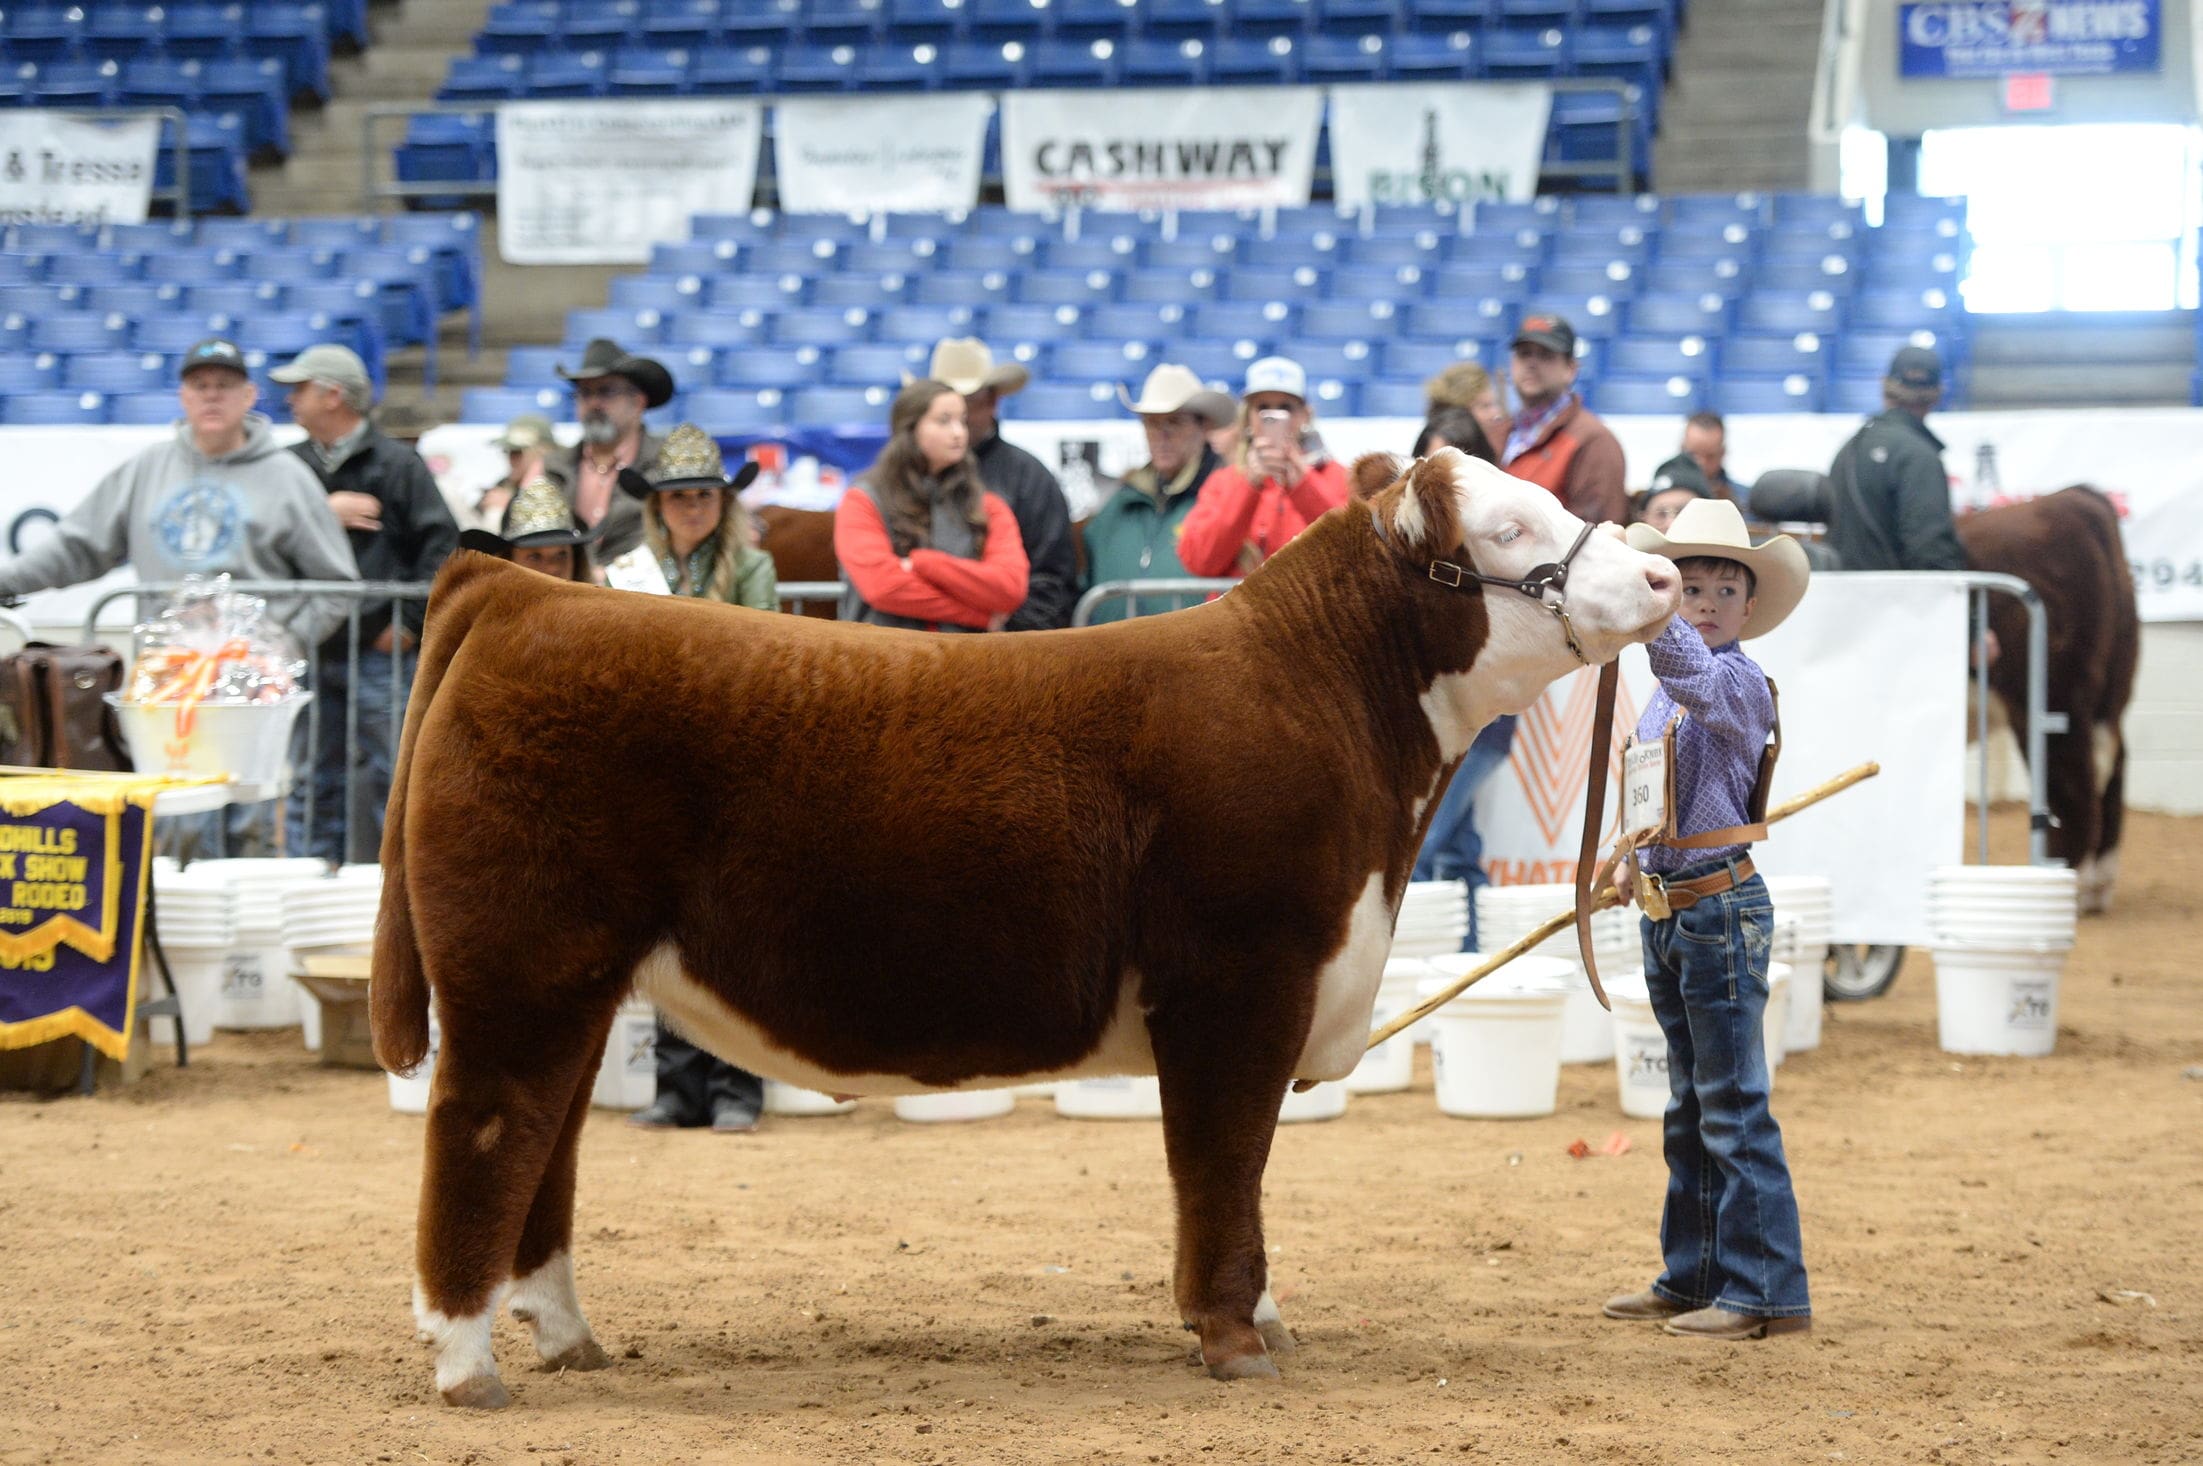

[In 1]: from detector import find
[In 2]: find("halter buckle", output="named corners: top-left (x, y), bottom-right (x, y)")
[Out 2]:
top-left (1427, 561), bottom-right (1465, 588)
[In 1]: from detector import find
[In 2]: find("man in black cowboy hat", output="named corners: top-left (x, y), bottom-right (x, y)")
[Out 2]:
top-left (544, 337), bottom-right (676, 563)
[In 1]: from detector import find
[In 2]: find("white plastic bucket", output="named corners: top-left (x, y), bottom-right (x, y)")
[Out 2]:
top-left (151, 944), bottom-right (227, 1047)
top-left (893, 1089), bottom-right (1015, 1123)
top-left (1347, 958), bottom-right (1429, 1094)
top-left (1763, 962), bottom-right (1791, 1079)
top-left (591, 1001), bottom-right (657, 1110)
top-left (1558, 967), bottom-right (1618, 1064)
top-left (761, 1079), bottom-right (856, 1116)
top-left (108, 693), bottom-right (312, 785)
top-left (217, 932), bottom-right (299, 1029)
top-left (386, 1014), bottom-right (440, 1114)
top-left (1053, 1074), bottom-right (1163, 1120)
top-left (1422, 954), bottom-right (1571, 1119)
top-left (296, 978), bottom-right (322, 1051)
top-left (1933, 945), bottom-right (2063, 1056)
top-left (1783, 944), bottom-right (1826, 1053)
top-left (1605, 971), bottom-right (1668, 1119)
top-left (1278, 1080), bottom-right (1348, 1124)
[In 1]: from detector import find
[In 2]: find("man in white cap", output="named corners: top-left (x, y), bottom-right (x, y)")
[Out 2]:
top-left (924, 337), bottom-right (1075, 629)
top-left (272, 342), bottom-right (459, 863)
top-left (1179, 355), bottom-right (1350, 581)
top-left (1082, 363), bottom-right (1237, 622)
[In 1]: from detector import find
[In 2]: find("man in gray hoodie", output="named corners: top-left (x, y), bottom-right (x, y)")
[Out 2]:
top-left (0, 339), bottom-right (359, 854)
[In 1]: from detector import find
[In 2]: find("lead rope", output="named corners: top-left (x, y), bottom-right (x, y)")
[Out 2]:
top-left (1574, 659), bottom-right (1620, 1012)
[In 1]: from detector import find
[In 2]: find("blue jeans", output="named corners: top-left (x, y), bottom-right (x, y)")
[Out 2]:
top-left (287, 647), bottom-right (413, 865)
top-left (1640, 858), bottom-right (1811, 1320)
top-left (1412, 714), bottom-right (1515, 950)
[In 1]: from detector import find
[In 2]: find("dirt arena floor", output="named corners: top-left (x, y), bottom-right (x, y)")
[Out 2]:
top-left (5, 807), bottom-right (2200, 1466)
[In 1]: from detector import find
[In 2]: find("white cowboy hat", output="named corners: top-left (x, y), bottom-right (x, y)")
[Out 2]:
top-left (911, 337), bottom-right (1030, 397)
top-left (1625, 497), bottom-right (1811, 639)
top-left (1116, 363), bottom-right (1237, 426)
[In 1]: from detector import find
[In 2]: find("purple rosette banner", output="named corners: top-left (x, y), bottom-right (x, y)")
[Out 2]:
top-left (0, 778), bottom-right (161, 1061)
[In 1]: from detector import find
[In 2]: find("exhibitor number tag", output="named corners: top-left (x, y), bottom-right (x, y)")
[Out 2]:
top-left (1621, 737), bottom-right (1674, 845)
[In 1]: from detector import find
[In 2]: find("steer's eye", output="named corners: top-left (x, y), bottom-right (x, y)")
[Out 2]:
top-left (1495, 526), bottom-right (1522, 545)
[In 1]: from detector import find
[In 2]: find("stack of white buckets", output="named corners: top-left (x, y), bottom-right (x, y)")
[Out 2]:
top-left (1928, 864), bottom-right (2076, 1056)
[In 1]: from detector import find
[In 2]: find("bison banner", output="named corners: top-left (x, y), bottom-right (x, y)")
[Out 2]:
top-left (1000, 86), bottom-right (1323, 213)
top-left (1327, 82), bottom-right (1553, 208)
top-left (0, 775), bottom-right (164, 1062)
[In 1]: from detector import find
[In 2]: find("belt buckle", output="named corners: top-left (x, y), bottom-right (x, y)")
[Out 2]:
top-left (1637, 870), bottom-right (1673, 921)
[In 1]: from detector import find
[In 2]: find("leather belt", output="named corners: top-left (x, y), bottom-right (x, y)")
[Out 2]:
top-left (1647, 857), bottom-right (1756, 913)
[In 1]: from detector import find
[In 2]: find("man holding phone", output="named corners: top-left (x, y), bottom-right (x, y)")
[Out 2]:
top-left (1179, 357), bottom-right (1350, 580)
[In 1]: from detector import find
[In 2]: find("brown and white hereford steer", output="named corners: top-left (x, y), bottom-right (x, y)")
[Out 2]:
top-left (371, 450), bottom-right (1680, 1409)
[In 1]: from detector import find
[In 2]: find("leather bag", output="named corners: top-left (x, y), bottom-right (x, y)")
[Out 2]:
top-left (0, 644), bottom-right (131, 771)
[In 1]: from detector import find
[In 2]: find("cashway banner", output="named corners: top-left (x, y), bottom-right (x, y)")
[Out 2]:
top-left (1327, 82), bottom-right (1553, 208)
top-left (1001, 86), bottom-right (1324, 213)
top-left (496, 99), bottom-right (762, 264)
top-left (0, 777), bottom-right (163, 1062)
top-left (0, 112), bottom-right (160, 227)
top-left (1898, 0), bottom-right (2161, 77)
top-left (773, 93), bottom-right (991, 215)
top-left (1474, 574), bottom-right (1970, 947)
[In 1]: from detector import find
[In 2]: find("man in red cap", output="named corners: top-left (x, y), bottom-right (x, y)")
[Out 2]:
top-left (1501, 314), bottom-right (1629, 525)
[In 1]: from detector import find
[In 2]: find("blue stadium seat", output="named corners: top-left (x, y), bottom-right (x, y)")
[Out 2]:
top-left (44, 253), bottom-right (143, 287)
top-left (1144, 0), bottom-right (1231, 39)
top-left (1665, 193), bottom-right (1767, 229)
top-left (1083, 301), bottom-right (1183, 340)
top-left (1302, 33), bottom-right (1387, 82)
top-left (118, 57), bottom-right (201, 113)
top-left (1471, 197), bottom-right (1564, 234)
top-left (1837, 327), bottom-right (1960, 377)
top-left (1342, 235), bottom-right (1442, 269)
top-left (30, 315), bottom-right (130, 353)
top-left (938, 40), bottom-right (1021, 87)
top-left (134, 315), bottom-right (237, 353)
top-left (107, 221), bottom-right (193, 252)
top-left (1325, 264), bottom-right (1424, 302)
top-left (245, 3), bottom-right (333, 101)
top-left (1235, 233), bottom-right (1340, 270)
top-left (1607, 334), bottom-right (1717, 380)
top-left (1572, 23), bottom-right (1662, 90)
top-left (190, 281), bottom-right (287, 317)
top-left (875, 304), bottom-right (976, 341)
top-left (1122, 36), bottom-right (1207, 83)
top-left (27, 59), bottom-right (121, 108)
top-left (0, 354), bottom-right (64, 393)
top-left (440, 54), bottom-right (527, 101)
top-left (1292, 339), bottom-right (1382, 379)
top-left (0, 6), bottom-right (86, 62)
top-left (1385, 337), bottom-right (1501, 376)
top-left (1042, 236), bottom-right (1141, 272)
top-left (811, 275), bottom-right (908, 310)
top-left (1824, 375), bottom-right (1888, 415)
top-left (1359, 379), bottom-right (1432, 417)
top-left (1641, 257), bottom-right (1747, 298)
top-left (1190, 300), bottom-right (1292, 339)
top-left (1593, 375), bottom-right (1700, 415)
top-left (772, 308), bottom-right (872, 346)
top-left (564, 2), bottom-right (647, 50)
top-left (1305, 378), bottom-right (1359, 414)
top-left (828, 342), bottom-right (926, 386)
top-left (83, 283), bottom-right (187, 316)
top-left (475, 2), bottom-right (561, 54)
top-left (503, 345), bottom-right (567, 385)
top-left (1517, 292), bottom-right (1626, 338)
top-left (460, 386), bottom-right (571, 423)
top-left (1141, 237), bottom-right (1235, 271)
top-left (611, 275), bottom-right (707, 312)
top-left (1221, 266), bottom-right (1320, 303)
top-left (805, 0), bottom-right (885, 42)
top-left (1735, 291), bottom-right (1845, 335)
top-left (396, 113), bottom-right (496, 201)
top-left (984, 303), bottom-right (1082, 339)
top-left (63, 352), bottom-right (171, 395)
top-left (1013, 382), bottom-right (1123, 420)
top-left (1714, 374), bottom-right (1822, 413)
top-left (1720, 333), bottom-right (1829, 379)
top-left (1430, 261), bottom-right (1535, 298)
top-left (791, 384), bottom-right (889, 426)
top-left (610, 46), bottom-right (694, 94)
top-left (1771, 194), bottom-right (1864, 230)
top-left (1209, 36), bottom-right (1299, 82)
top-left (1055, 0), bottom-right (1144, 37)
top-left (1236, 0), bottom-right (1318, 38)
top-left (1172, 339), bottom-right (1267, 378)
top-left (1849, 286), bottom-right (1957, 329)
top-left (652, 240), bottom-right (741, 274)
top-left (567, 306), bottom-right (668, 343)
top-left (0, 256), bottom-right (49, 286)
top-left (641, 0), bottom-right (724, 47)
top-left (1656, 225), bottom-right (1758, 261)
top-left (1050, 341), bottom-right (1157, 380)
top-left (774, 42), bottom-right (858, 90)
top-left (724, 0), bottom-right (803, 41)
top-left (858, 44), bottom-right (937, 88)
top-left (1385, 29), bottom-right (1481, 78)
top-left (200, 58), bottom-right (294, 157)
top-left (885, 0), bottom-right (964, 38)
top-left (108, 393), bottom-right (184, 425)
top-left (526, 50), bottom-right (609, 96)
top-left (1295, 299), bottom-right (1390, 342)
top-left (909, 271), bottom-right (1002, 308)
top-left (681, 387), bottom-right (781, 433)
top-left (668, 312), bottom-right (767, 347)
top-left (1550, 227), bottom-right (1654, 266)
top-left (942, 235), bottom-right (1037, 272)
top-left (2, 391), bottom-right (108, 426)
top-left (965, 0), bottom-right (1053, 39)
top-left (1017, 271), bottom-right (1120, 306)
top-left (1756, 257), bottom-right (1857, 293)
top-left (1028, 38), bottom-right (1115, 86)
top-left (716, 345), bottom-right (829, 388)
top-left (1883, 193), bottom-right (1968, 229)
top-left (1481, 25), bottom-right (1567, 78)
top-left (1542, 261), bottom-right (1640, 296)
top-left (155, 113), bottom-right (252, 214)
top-left (1570, 194), bottom-right (1664, 229)
top-left (83, 6), bottom-right (164, 62)
top-left (248, 249), bottom-right (340, 284)
top-left (1497, 0), bottom-right (1574, 20)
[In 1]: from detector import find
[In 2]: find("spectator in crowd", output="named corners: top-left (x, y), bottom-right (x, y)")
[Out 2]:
top-left (272, 343), bottom-right (459, 865)
top-left (1501, 315), bottom-right (1630, 525)
top-left (1179, 357), bottom-right (1351, 580)
top-left (0, 337), bottom-right (358, 858)
top-left (1423, 361), bottom-right (1512, 452)
top-left (545, 338), bottom-right (673, 564)
top-left (456, 476), bottom-right (598, 583)
top-left (1204, 403), bottom-right (1243, 464)
top-left (923, 338), bottom-right (1076, 630)
top-left (1080, 364), bottom-right (1236, 624)
top-left (1412, 404), bottom-right (1499, 463)
top-left (1655, 412), bottom-right (1742, 504)
top-left (610, 424), bottom-right (778, 1133)
top-left (448, 412), bottom-right (553, 534)
top-left (1408, 405), bottom-right (1507, 941)
top-left (1824, 346), bottom-right (1967, 573)
top-left (835, 380), bottom-right (1029, 631)
top-left (1632, 457), bottom-right (1715, 533)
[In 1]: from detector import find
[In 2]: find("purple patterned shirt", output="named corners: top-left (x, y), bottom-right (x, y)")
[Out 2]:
top-left (1635, 616), bottom-right (1777, 875)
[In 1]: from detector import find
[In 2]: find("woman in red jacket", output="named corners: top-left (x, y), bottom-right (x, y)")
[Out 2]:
top-left (1177, 356), bottom-right (1351, 580)
top-left (835, 379), bottom-right (1030, 631)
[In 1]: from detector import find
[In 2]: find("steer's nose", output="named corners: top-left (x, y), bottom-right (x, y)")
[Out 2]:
top-left (1643, 554), bottom-right (1677, 599)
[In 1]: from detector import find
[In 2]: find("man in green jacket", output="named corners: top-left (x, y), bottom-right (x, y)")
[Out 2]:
top-left (1825, 345), bottom-right (1967, 572)
top-left (1080, 365), bottom-right (1236, 624)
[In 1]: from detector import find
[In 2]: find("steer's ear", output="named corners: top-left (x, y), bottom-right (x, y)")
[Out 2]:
top-left (1349, 452), bottom-right (1403, 502)
top-left (1378, 449), bottom-right (1466, 557)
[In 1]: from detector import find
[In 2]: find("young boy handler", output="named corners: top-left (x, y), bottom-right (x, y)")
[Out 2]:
top-left (1602, 497), bottom-right (1815, 1340)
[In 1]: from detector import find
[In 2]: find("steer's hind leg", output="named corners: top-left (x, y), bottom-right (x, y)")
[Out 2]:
top-left (414, 997), bottom-right (613, 1410)
top-left (1151, 1010), bottom-right (1300, 1381)
top-left (508, 1040), bottom-right (614, 1374)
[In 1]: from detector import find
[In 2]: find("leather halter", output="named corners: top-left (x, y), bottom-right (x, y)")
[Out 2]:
top-left (1419, 521), bottom-right (1600, 666)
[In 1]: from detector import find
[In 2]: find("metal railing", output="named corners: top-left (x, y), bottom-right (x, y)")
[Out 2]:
top-left (1073, 578), bottom-right (1237, 626)
top-left (86, 580), bottom-right (430, 864)
top-left (1956, 571), bottom-right (2059, 867)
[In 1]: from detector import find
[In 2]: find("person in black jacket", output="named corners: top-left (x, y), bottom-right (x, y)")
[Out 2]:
top-left (274, 343), bottom-right (459, 863)
top-left (922, 337), bottom-right (1076, 630)
top-left (1825, 345), bottom-right (1967, 573)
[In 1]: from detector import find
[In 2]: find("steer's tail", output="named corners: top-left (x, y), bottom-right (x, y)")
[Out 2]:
top-left (370, 552), bottom-right (503, 1074)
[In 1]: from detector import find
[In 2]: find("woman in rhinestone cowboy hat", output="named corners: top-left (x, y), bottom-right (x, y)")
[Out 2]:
top-left (604, 422), bottom-right (776, 610)
top-left (597, 423), bottom-right (777, 1133)
top-left (456, 476), bottom-right (598, 583)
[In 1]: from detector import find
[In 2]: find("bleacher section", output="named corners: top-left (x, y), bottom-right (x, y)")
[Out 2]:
top-left (460, 192), bottom-right (1970, 430)
top-left (0, 1), bottom-right (374, 212)
top-left (0, 213), bottom-right (483, 424)
top-left (398, 0), bottom-right (1672, 196)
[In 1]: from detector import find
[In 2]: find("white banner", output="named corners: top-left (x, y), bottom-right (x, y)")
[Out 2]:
top-left (773, 93), bottom-right (990, 216)
top-left (1000, 86), bottom-right (1323, 213)
top-left (1472, 574), bottom-right (1969, 947)
top-left (495, 100), bottom-right (762, 265)
top-left (1326, 82), bottom-right (1553, 209)
top-left (0, 112), bottom-right (159, 227)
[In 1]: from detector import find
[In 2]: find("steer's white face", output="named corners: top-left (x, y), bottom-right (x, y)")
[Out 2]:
top-left (1388, 449), bottom-right (1679, 758)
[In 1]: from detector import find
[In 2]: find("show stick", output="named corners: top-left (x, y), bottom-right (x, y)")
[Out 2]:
top-left (1364, 760), bottom-right (1881, 1052)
